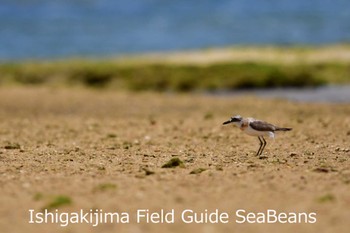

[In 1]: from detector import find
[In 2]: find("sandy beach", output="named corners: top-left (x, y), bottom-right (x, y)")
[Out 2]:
top-left (0, 87), bottom-right (349, 233)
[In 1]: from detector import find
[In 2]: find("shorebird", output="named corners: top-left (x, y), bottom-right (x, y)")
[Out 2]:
top-left (223, 115), bottom-right (292, 155)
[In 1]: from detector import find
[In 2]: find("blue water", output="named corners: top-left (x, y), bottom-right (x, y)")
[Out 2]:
top-left (1, 0), bottom-right (350, 60)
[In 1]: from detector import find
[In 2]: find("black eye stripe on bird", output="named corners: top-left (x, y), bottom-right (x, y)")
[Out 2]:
top-left (222, 115), bottom-right (292, 156)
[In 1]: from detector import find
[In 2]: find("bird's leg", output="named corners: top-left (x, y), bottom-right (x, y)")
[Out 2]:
top-left (257, 136), bottom-right (263, 156)
top-left (260, 137), bottom-right (267, 155)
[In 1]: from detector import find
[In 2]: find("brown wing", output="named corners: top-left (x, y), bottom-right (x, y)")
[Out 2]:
top-left (250, 120), bottom-right (276, 132)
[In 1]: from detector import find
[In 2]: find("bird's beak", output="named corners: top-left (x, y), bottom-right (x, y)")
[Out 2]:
top-left (222, 120), bottom-right (232, 125)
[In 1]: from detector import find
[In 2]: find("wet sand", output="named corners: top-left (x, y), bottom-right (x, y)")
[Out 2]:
top-left (214, 85), bottom-right (350, 103)
top-left (0, 87), bottom-right (349, 233)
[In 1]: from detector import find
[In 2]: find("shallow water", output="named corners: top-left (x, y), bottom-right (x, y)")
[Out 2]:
top-left (1, 0), bottom-right (350, 60)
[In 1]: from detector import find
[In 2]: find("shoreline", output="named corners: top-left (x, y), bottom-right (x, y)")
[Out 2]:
top-left (115, 44), bottom-right (350, 65)
top-left (2, 44), bottom-right (350, 65)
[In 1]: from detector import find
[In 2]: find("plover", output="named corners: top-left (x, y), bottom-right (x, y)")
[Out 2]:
top-left (223, 115), bottom-right (292, 155)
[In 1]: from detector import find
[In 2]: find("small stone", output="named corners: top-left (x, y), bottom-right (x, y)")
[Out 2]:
top-left (107, 133), bottom-right (117, 138)
top-left (161, 158), bottom-right (184, 168)
top-left (189, 168), bottom-right (207, 174)
top-left (313, 167), bottom-right (329, 173)
top-left (4, 143), bottom-right (21, 150)
top-left (143, 168), bottom-right (155, 176)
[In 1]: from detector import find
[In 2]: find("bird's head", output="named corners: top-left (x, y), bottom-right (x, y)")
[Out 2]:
top-left (222, 115), bottom-right (243, 125)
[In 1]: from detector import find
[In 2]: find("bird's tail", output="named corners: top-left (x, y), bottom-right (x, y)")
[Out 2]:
top-left (275, 127), bottom-right (292, 131)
